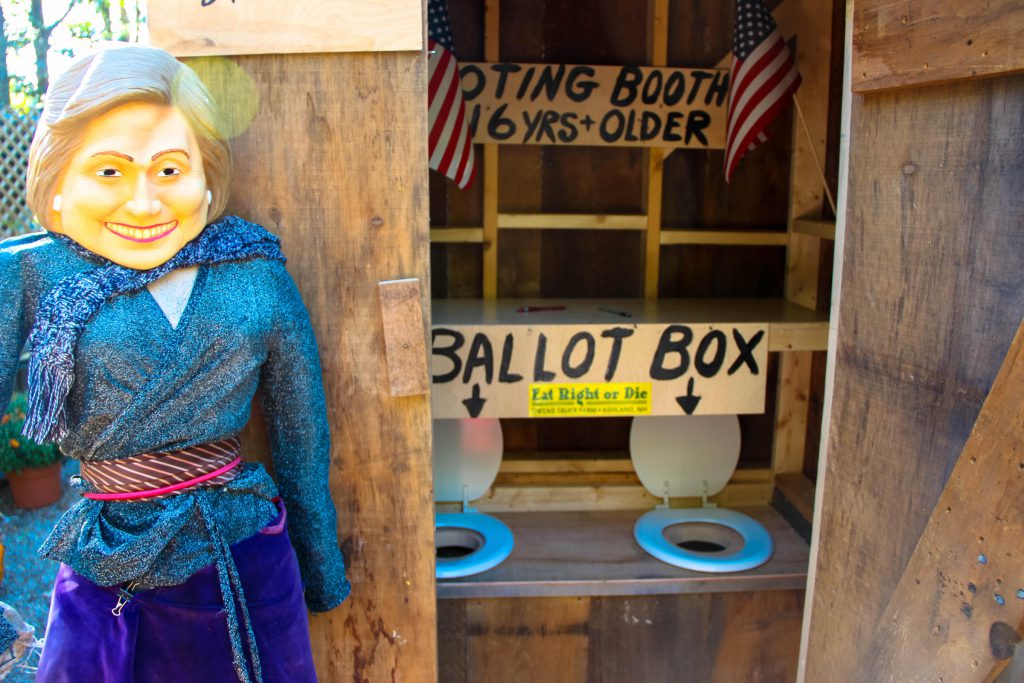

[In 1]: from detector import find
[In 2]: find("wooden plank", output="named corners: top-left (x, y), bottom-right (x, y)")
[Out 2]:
top-left (803, 74), bottom-right (1024, 682)
top-left (458, 478), bottom-right (773, 513)
top-left (466, 598), bottom-right (590, 683)
top-left (483, 146), bottom-right (499, 300)
top-left (711, 590), bottom-right (805, 683)
top-left (772, 351), bottom-right (813, 474)
top-left (223, 52), bottom-right (435, 683)
top-left (436, 508), bottom-right (808, 599)
top-left (853, 0), bottom-right (1024, 93)
top-left (774, 472), bottom-right (815, 522)
top-left (792, 217), bottom-right (835, 240)
top-left (431, 228), bottom-right (484, 243)
top-left (432, 297), bottom-right (829, 328)
top-left (660, 230), bottom-right (789, 246)
top-left (499, 458), bottom-right (634, 474)
top-left (785, 0), bottom-right (833, 309)
top-left (497, 213), bottom-right (646, 230)
top-left (378, 279), bottom-right (429, 397)
top-left (644, 0), bottom-right (669, 300)
top-left (482, 0), bottom-right (500, 300)
top-left (769, 323), bottom-right (829, 352)
top-left (644, 149), bottom-right (664, 299)
top-left (437, 599), bottom-right (467, 683)
top-left (863, 322), bottom-right (1024, 681)
top-left (150, 0), bottom-right (422, 56)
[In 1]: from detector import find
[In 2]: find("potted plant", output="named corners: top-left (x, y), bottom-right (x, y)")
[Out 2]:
top-left (0, 395), bottom-right (63, 509)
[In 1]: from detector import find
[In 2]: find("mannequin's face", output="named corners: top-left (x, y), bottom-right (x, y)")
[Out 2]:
top-left (52, 102), bottom-right (209, 270)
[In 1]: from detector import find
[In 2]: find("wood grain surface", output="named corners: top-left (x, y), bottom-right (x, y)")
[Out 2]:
top-left (221, 52), bottom-right (435, 683)
top-left (864, 322), bottom-right (1024, 681)
top-left (804, 74), bottom-right (1024, 682)
top-left (853, 0), bottom-right (1024, 93)
top-left (439, 590), bottom-right (804, 683)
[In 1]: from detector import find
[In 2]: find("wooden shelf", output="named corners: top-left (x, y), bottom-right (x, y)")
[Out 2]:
top-left (436, 506), bottom-right (809, 599)
top-left (432, 298), bottom-right (829, 352)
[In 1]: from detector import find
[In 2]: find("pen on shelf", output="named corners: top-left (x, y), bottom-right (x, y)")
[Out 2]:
top-left (598, 307), bottom-right (633, 318)
top-left (516, 305), bottom-right (566, 313)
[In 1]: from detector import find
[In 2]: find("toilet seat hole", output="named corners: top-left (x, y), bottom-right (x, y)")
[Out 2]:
top-left (436, 527), bottom-right (484, 559)
top-left (663, 522), bottom-right (743, 554)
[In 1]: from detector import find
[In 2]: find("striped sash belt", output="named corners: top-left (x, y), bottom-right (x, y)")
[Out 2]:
top-left (80, 437), bottom-right (242, 501)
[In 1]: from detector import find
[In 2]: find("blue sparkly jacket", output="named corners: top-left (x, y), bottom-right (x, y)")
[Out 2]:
top-left (0, 228), bottom-right (350, 612)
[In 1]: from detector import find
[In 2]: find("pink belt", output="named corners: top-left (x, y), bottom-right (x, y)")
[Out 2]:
top-left (80, 437), bottom-right (242, 501)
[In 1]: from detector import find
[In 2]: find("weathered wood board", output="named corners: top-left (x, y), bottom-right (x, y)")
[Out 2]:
top-left (150, 0), bottom-right (422, 56)
top-left (852, 0), bottom-right (1024, 92)
top-left (439, 591), bottom-right (804, 683)
top-left (863, 322), bottom-right (1024, 680)
top-left (461, 62), bottom-right (728, 148)
top-left (216, 52), bottom-right (436, 682)
top-left (803, 74), bottom-right (1024, 681)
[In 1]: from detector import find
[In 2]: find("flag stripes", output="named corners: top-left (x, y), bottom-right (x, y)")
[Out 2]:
top-left (723, 0), bottom-right (801, 182)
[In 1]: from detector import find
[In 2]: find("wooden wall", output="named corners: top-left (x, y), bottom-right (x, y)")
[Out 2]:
top-left (804, 72), bottom-right (1024, 681)
top-left (226, 52), bottom-right (436, 683)
top-left (439, 591), bottom-right (804, 683)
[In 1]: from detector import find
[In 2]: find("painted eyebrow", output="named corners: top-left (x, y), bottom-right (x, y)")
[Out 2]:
top-left (151, 148), bottom-right (190, 161)
top-left (90, 150), bottom-right (134, 162)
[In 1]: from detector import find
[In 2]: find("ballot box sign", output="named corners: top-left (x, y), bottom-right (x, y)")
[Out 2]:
top-left (431, 323), bottom-right (768, 419)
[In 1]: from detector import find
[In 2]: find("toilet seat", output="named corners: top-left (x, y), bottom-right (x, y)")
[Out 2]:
top-left (436, 512), bottom-right (515, 579)
top-left (633, 507), bottom-right (773, 573)
top-left (629, 415), bottom-right (773, 572)
top-left (433, 419), bottom-right (514, 579)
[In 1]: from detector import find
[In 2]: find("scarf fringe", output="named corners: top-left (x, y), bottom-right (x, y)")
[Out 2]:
top-left (22, 357), bottom-right (72, 443)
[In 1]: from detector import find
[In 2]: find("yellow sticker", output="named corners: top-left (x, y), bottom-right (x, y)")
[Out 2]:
top-left (529, 383), bottom-right (652, 417)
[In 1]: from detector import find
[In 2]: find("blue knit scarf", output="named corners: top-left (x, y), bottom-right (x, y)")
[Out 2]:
top-left (23, 215), bottom-right (286, 444)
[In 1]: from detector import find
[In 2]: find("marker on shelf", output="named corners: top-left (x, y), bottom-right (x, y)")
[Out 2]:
top-left (516, 305), bottom-right (566, 313)
top-left (598, 307), bottom-right (633, 318)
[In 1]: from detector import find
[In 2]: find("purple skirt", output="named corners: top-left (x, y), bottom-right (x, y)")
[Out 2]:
top-left (36, 502), bottom-right (317, 683)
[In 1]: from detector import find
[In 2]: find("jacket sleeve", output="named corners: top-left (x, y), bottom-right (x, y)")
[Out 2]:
top-left (0, 237), bottom-right (37, 415)
top-left (257, 264), bottom-right (350, 612)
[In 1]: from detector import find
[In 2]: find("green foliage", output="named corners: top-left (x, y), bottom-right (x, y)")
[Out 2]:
top-left (0, 394), bottom-right (62, 473)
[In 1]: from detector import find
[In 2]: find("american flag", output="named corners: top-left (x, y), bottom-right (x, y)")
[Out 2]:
top-left (723, 0), bottom-right (801, 182)
top-left (427, 0), bottom-right (476, 189)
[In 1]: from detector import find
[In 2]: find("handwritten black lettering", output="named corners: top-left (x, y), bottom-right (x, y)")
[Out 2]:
top-left (491, 63), bottom-right (521, 99)
top-left (695, 330), bottom-right (726, 377)
top-left (685, 110), bottom-right (711, 146)
top-left (432, 329), bottom-right (465, 383)
top-left (463, 333), bottom-right (494, 384)
top-left (565, 66), bottom-right (598, 102)
top-left (533, 334), bottom-right (556, 381)
top-left (498, 334), bottom-right (523, 383)
top-left (561, 332), bottom-right (596, 378)
top-left (728, 329), bottom-right (764, 375)
top-left (601, 327), bottom-right (635, 381)
top-left (460, 64), bottom-right (486, 100)
top-left (650, 325), bottom-right (693, 380)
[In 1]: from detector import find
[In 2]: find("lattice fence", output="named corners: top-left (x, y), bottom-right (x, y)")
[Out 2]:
top-left (1, 110), bottom-right (39, 238)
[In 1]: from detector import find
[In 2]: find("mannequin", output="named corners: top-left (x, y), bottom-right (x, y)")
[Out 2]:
top-left (1, 45), bottom-right (348, 683)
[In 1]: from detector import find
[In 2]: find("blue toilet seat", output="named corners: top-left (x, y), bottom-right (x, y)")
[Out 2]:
top-left (633, 507), bottom-right (773, 573)
top-left (436, 512), bottom-right (515, 579)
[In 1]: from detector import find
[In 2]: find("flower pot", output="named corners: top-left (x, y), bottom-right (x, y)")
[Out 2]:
top-left (6, 462), bottom-right (62, 509)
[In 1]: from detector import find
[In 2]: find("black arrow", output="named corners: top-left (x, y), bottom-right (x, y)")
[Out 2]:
top-left (462, 384), bottom-right (487, 418)
top-left (675, 378), bottom-right (701, 415)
